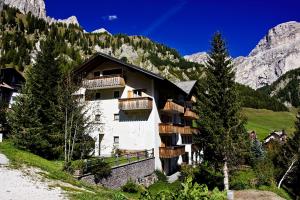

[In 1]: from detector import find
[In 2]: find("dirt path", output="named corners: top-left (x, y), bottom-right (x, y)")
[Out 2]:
top-left (0, 154), bottom-right (67, 200)
top-left (234, 189), bottom-right (285, 200)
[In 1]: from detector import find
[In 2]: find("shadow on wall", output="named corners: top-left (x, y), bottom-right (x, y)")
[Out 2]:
top-left (119, 110), bottom-right (152, 122)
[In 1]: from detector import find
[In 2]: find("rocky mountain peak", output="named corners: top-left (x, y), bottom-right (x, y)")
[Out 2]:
top-left (250, 21), bottom-right (300, 56)
top-left (91, 28), bottom-right (111, 35)
top-left (4, 0), bottom-right (46, 19)
top-left (184, 52), bottom-right (208, 65)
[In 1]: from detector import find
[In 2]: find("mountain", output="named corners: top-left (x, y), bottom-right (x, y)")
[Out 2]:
top-left (0, 5), bottom-right (203, 82)
top-left (91, 28), bottom-right (111, 35)
top-left (185, 21), bottom-right (300, 90)
top-left (4, 0), bottom-right (79, 26)
top-left (184, 52), bottom-right (208, 65)
top-left (259, 68), bottom-right (300, 107)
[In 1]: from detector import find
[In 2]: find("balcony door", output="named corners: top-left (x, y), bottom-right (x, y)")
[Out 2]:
top-left (98, 134), bottom-right (104, 156)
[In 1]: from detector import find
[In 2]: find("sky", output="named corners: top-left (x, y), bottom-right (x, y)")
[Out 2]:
top-left (45, 0), bottom-right (300, 57)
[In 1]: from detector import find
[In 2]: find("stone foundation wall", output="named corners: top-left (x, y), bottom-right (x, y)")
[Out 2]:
top-left (80, 158), bottom-right (155, 189)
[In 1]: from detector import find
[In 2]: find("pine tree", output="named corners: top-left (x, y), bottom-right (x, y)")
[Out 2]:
top-left (196, 32), bottom-right (248, 190)
top-left (9, 37), bottom-right (63, 159)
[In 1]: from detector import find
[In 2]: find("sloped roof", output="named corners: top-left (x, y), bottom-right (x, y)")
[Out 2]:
top-left (173, 80), bottom-right (197, 95)
top-left (74, 52), bottom-right (196, 95)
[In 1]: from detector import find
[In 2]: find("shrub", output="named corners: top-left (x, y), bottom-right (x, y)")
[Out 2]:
top-left (154, 170), bottom-right (167, 182)
top-left (86, 158), bottom-right (111, 182)
top-left (193, 164), bottom-right (224, 190)
top-left (122, 179), bottom-right (140, 193)
top-left (113, 192), bottom-right (128, 200)
top-left (230, 168), bottom-right (257, 190)
top-left (254, 158), bottom-right (275, 186)
top-left (63, 160), bottom-right (85, 174)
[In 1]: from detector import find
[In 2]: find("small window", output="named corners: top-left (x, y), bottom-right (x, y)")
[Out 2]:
top-left (114, 114), bottom-right (119, 121)
top-left (114, 136), bottom-right (119, 144)
top-left (113, 91), bottom-right (120, 98)
top-left (95, 114), bottom-right (101, 121)
top-left (95, 93), bottom-right (101, 100)
top-left (94, 71), bottom-right (100, 77)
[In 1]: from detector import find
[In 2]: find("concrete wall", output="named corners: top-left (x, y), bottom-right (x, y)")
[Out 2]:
top-left (80, 158), bottom-right (155, 189)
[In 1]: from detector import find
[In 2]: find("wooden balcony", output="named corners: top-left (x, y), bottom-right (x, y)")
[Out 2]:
top-left (159, 145), bottom-right (185, 158)
top-left (159, 123), bottom-right (185, 135)
top-left (82, 75), bottom-right (125, 90)
top-left (119, 97), bottom-right (153, 111)
top-left (162, 100), bottom-right (184, 113)
top-left (191, 128), bottom-right (200, 135)
top-left (184, 109), bottom-right (199, 120)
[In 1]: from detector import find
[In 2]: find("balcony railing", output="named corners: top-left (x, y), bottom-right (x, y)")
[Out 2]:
top-left (184, 109), bottom-right (199, 120)
top-left (191, 128), bottom-right (200, 135)
top-left (159, 145), bottom-right (185, 158)
top-left (159, 123), bottom-right (185, 135)
top-left (119, 97), bottom-right (153, 111)
top-left (82, 75), bottom-right (125, 89)
top-left (162, 100), bottom-right (184, 113)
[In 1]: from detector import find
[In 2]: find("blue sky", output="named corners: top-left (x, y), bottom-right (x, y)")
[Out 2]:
top-left (45, 0), bottom-right (300, 57)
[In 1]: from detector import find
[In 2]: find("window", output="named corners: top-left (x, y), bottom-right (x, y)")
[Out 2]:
top-left (133, 89), bottom-right (145, 97)
top-left (114, 114), bottom-right (119, 121)
top-left (94, 71), bottom-right (100, 77)
top-left (182, 135), bottom-right (192, 144)
top-left (95, 114), bottom-right (101, 121)
top-left (103, 69), bottom-right (122, 76)
top-left (113, 91), bottom-right (120, 98)
top-left (95, 92), bottom-right (101, 100)
top-left (114, 136), bottom-right (119, 144)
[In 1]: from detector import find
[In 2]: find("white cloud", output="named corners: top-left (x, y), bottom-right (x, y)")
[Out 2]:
top-left (108, 15), bottom-right (118, 21)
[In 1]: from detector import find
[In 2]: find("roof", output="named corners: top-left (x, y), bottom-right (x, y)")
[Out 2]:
top-left (74, 52), bottom-right (196, 95)
top-left (173, 80), bottom-right (197, 94)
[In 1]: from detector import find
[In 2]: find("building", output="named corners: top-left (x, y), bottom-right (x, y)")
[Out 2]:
top-left (264, 130), bottom-right (287, 145)
top-left (74, 53), bottom-right (200, 175)
top-left (0, 67), bottom-right (24, 106)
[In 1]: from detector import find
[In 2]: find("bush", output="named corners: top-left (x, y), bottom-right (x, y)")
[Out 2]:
top-left (254, 158), bottom-right (275, 186)
top-left (122, 179), bottom-right (140, 193)
top-left (63, 160), bottom-right (85, 174)
top-left (86, 158), bottom-right (111, 182)
top-left (193, 164), bottom-right (224, 190)
top-left (230, 168), bottom-right (257, 190)
top-left (154, 170), bottom-right (167, 182)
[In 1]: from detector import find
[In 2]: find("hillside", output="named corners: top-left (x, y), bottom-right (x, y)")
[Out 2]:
top-left (242, 108), bottom-right (297, 140)
top-left (259, 68), bottom-right (300, 108)
top-left (0, 5), bottom-right (203, 82)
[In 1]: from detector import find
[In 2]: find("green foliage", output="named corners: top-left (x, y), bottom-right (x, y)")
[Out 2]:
top-left (237, 84), bottom-right (287, 111)
top-left (86, 158), bottom-right (112, 182)
top-left (196, 32), bottom-right (249, 169)
top-left (139, 176), bottom-right (226, 200)
top-left (260, 68), bottom-right (300, 108)
top-left (154, 170), bottom-right (168, 182)
top-left (254, 158), bottom-right (275, 186)
top-left (250, 139), bottom-right (265, 163)
top-left (122, 179), bottom-right (140, 193)
top-left (230, 168), bottom-right (257, 190)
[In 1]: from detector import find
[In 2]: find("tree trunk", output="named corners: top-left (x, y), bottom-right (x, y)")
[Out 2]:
top-left (223, 160), bottom-right (229, 190)
top-left (64, 108), bottom-right (68, 162)
top-left (278, 158), bottom-right (297, 188)
top-left (70, 123), bottom-right (78, 161)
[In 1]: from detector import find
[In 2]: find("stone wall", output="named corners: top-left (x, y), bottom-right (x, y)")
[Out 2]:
top-left (80, 158), bottom-right (156, 189)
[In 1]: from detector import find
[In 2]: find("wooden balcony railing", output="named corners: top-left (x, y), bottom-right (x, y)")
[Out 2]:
top-left (159, 123), bottom-right (185, 135)
top-left (159, 145), bottom-right (185, 158)
top-left (162, 100), bottom-right (184, 113)
top-left (82, 75), bottom-right (125, 89)
top-left (184, 109), bottom-right (199, 120)
top-left (119, 97), bottom-right (153, 111)
top-left (191, 128), bottom-right (200, 135)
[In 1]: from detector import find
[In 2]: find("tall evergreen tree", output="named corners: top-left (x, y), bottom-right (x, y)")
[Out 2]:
top-left (196, 32), bottom-right (248, 190)
top-left (9, 37), bottom-right (63, 159)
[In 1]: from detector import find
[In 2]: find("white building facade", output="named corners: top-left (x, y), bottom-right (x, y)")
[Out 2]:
top-left (74, 53), bottom-right (200, 175)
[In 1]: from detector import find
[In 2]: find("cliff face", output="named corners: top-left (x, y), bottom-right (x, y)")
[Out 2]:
top-left (4, 0), bottom-right (79, 26)
top-left (185, 21), bottom-right (300, 89)
top-left (234, 21), bottom-right (300, 89)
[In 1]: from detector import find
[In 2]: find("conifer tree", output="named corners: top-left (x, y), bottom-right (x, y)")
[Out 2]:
top-left (196, 32), bottom-right (248, 190)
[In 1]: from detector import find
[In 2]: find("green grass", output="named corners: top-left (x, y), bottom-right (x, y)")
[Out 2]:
top-left (0, 141), bottom-right (136, 200)
top-left (147, 180), bottom-right (181, 194)
top-left (242, 108), bottom-right (297, 140)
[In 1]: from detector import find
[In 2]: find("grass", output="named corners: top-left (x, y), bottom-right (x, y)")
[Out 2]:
top-left (0, 141), bottom-right (136, 200)
top-left (242, 108), bottom-right (297, 140)
top-left (147, 180), bottom-right (181, 194)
